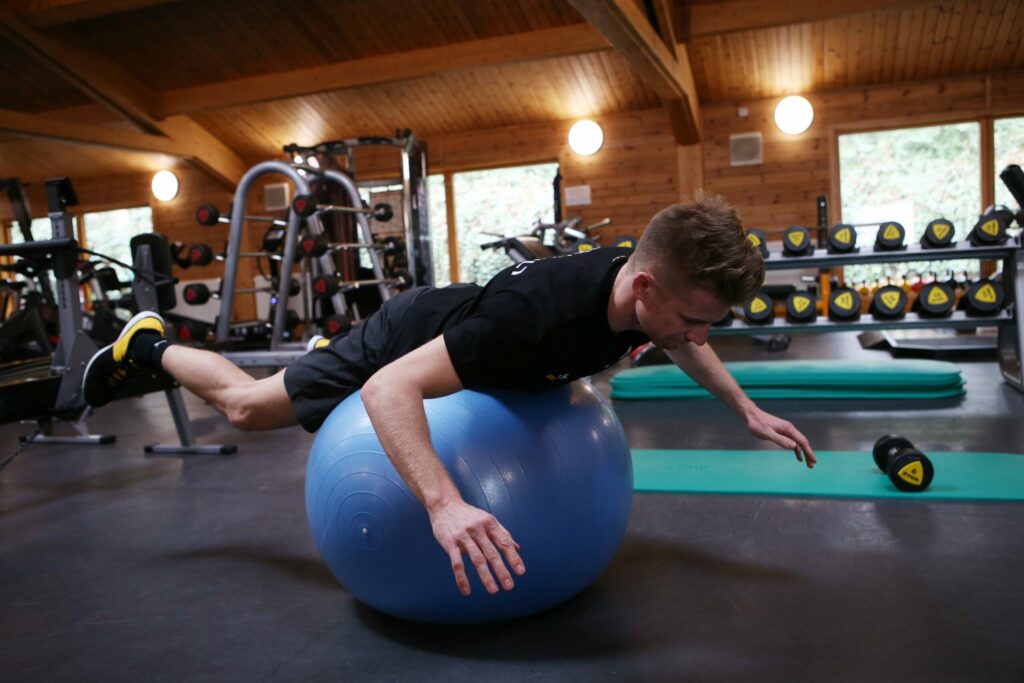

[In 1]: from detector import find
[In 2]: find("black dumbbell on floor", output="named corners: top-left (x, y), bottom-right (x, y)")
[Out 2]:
top-left (872, 435), bottom-right (935, 493)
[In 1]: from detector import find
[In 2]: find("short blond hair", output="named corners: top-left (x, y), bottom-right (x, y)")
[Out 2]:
top-left (632, 192), bottom-right (764, 304)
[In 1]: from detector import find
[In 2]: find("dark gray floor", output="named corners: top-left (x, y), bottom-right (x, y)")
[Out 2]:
top-left (2, 333), bottom-right (1023, 682)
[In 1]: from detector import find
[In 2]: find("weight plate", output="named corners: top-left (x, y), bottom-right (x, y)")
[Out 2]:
top-left (870, 285), bottom-right (907, 319)
top-left (970, 213), bottom-right (1007, 245)
top-left (745, 229), bottom-right (768, 258)
top-left (915, 282), bottom-right (954, 317)
top-left (743, 291), bottom-right (774, 324)
top-left (963, 279), bottom-right (1004, 315)
top-left (874, 221), bottom-right (906, 250)
top-left (888, 450), bottom-right (935, 492)
top-left (782, 226), bottom-right (812, 256)
top-left (827, 287), bottom-right (861, 321)
top-left (922, 219), bottom-right (955, 248)
top-left (785, 291), bottom-right (817, 322)
top-left (827, 224), bottom-right (857, 253)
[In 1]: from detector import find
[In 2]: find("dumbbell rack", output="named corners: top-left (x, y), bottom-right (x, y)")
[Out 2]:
top-left (710, 237), bottom-right (1024, 393)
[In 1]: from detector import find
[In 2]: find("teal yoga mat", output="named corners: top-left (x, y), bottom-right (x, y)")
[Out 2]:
top-left (612, 385), bottom-right (966, 400)
top-left (632, 449), bottom-right (1024, 502)
top-left (612, 360), bottom-right (962, 389)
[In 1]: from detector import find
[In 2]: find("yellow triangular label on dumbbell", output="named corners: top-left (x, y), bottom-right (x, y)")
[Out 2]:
top-left (619, 239), bottom-right (634, 248)
top-left (747, 234), bottom-right (761, 247)
top-left (897, 461), bottom-right (924, 485)
top-left (881, 291), bottom-right (902, 309)
top-left (789, 231), bottom-right (805, 246)
top-left (927, 287), bottom-right (949, 306)
top-left (981, 219), bottom-right (1000, 237)
top-left (835, 228), bottom-right (851, 244)
top-left (793, 296), bottom-right (811, 313)
top-left (835, 292), bottom-right (853, 310)
top-left (577, 243), bottom-right (594, 252)
top-left (750, 298), bottom-right (768, 314)
top-left (933, 223), bottom-right (951, 239)
top-left (883, 224), bottom-right (902, 240)
top-left (976, 284), bottom-right (997, 303)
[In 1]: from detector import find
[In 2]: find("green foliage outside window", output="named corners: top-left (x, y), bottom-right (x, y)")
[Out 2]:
top-left (994, 116), bottom-right (1024, 211)
top-left (452, 163), bottom-right (558, 285)
top-left (839, 122), bottom-right (982, 285)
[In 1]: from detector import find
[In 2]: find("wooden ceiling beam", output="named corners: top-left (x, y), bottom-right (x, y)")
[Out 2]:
top-left (154, 24), bottom-right (610, 116)
top-left (0, 107), bottom-right (185, 154)
top-left (0, 6), bottom-right (247, 186)
top-left (684, 0), bottom-right (935, 39)
top-left (9, 0), bottom-right (175, 28)
top-left (568, 0), bottom-right (701, 144)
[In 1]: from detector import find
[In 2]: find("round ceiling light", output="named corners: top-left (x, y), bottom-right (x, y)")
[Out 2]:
top-left (151, 170), bottom-right (180, 202)
top-left (568, 119), bottom-right (604, 156)
top-left (774, 96), bottom-right (814, 135)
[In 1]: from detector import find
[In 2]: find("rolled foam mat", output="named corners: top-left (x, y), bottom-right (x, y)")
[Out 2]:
top-left (612, 384), bottom-right (966, 400)
top-left (633, 449), bottom-right (1024, 502)
top-left (612, 359), bottom-right (962, 389)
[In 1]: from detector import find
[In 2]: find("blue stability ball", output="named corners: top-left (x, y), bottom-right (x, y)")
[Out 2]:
top-left (305, 381), bottom-right (633, 624)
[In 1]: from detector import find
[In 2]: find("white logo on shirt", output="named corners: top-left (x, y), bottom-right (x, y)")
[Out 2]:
top-left (511, 260), bottom-right (538, 276)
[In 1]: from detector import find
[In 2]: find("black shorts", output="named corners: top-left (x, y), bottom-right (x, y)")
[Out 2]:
top-left (283, 285), bottom-right (479, 432)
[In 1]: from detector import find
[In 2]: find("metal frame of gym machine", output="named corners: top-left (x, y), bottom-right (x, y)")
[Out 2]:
top-left (214, 163), bottom-right (394, 367)
top-left (283, 131), bottom-right (432, 288)
top-left (216, 133), bottom-right (431, 368)
top-left (0, 177), bottom-right (233, 453)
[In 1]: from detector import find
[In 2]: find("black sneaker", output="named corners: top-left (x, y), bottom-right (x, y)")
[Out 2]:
top-left (82, 310), bottom-right (166, 408)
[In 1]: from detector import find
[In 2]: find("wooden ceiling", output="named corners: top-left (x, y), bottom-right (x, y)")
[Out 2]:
top-left (0, 0), bottom-right (1022, 184)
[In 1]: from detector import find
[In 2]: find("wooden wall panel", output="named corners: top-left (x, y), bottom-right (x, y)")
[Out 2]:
top-left (701, 70), bottom-right (1024, 234)
top-left (356, 107), bottom-right (685, 239)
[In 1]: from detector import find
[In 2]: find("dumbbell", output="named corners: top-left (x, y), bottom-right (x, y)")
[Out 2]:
top-left (959, 278), bottom-right (1005, 316)
top-left (310, 270), bottom-right (414, 298)
top-left (869, 284), bottom-right (907, 320)
top-left (874, 221), bottom-right (906, 251)
top-left (969, 209), bottom-right (1011, 246)
top-left (321, 313), bottom-right (354, 338)
top-left (292, 195), bottom-right (393, 222)
top-left (182, 279), bottom-right (301, 305)
top-left (785, 291), bottom-right (817, 323)
top-left (173, 319), bottom-right (210, 343)
top-left (613, 235), bottom-right (636, 250)
top-left (743, 290), bottom-right (774, 324)
top-left (298, 234), bottom-right (402, 259)
top-left (827, 287), bottom-right (861, 321)
top-left (827, 224), bottom-right (858, 254)
top-left (781, 226), bottom-right (812, 256)
top-left (195, 203), bottom-right (287, 228)
top-left (745, 229), bottom-right (768, 258)
top-left (912, 281), bottom-right (955, 317)
top-left (872, 435), bottom-right (935, 493)
top-left (188, 242), bottom-right (285, 267)
top-left (921, 219), bottom-right (956, 248)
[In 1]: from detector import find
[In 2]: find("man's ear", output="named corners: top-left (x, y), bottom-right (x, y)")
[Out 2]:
top-left (631, 271), bottom-right (656, 300)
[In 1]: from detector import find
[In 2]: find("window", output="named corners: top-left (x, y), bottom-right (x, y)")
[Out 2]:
top-left (838, 122), bottom-right (982, 284)
top-left (452, 162), bottom-right (558, 284)
top-left (994, 116), bottom-right (1024, 211)
top-left (83, 207), bottom-right (153, 281)
top-left (426, 175), bottom-right (450, 287)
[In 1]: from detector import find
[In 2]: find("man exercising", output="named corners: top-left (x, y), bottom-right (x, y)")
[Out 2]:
top-left (83, 193), bottom-right (815, 599)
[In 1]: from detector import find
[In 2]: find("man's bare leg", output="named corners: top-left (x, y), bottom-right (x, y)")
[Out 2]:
top-left (161, 345), bottom-right (299, 431)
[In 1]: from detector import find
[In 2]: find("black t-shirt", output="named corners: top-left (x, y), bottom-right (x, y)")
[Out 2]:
top-left (384, 248), bottom-right (648, 392)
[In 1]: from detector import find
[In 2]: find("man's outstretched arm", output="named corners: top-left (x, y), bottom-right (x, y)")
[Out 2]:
top-left (664, 342), bottom-right (816, 468)
top-left (360, 335), bottom-right (526, 595)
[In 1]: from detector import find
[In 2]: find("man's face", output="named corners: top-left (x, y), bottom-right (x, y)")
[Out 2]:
top-left (634, 276), bottom-right (731, 350)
